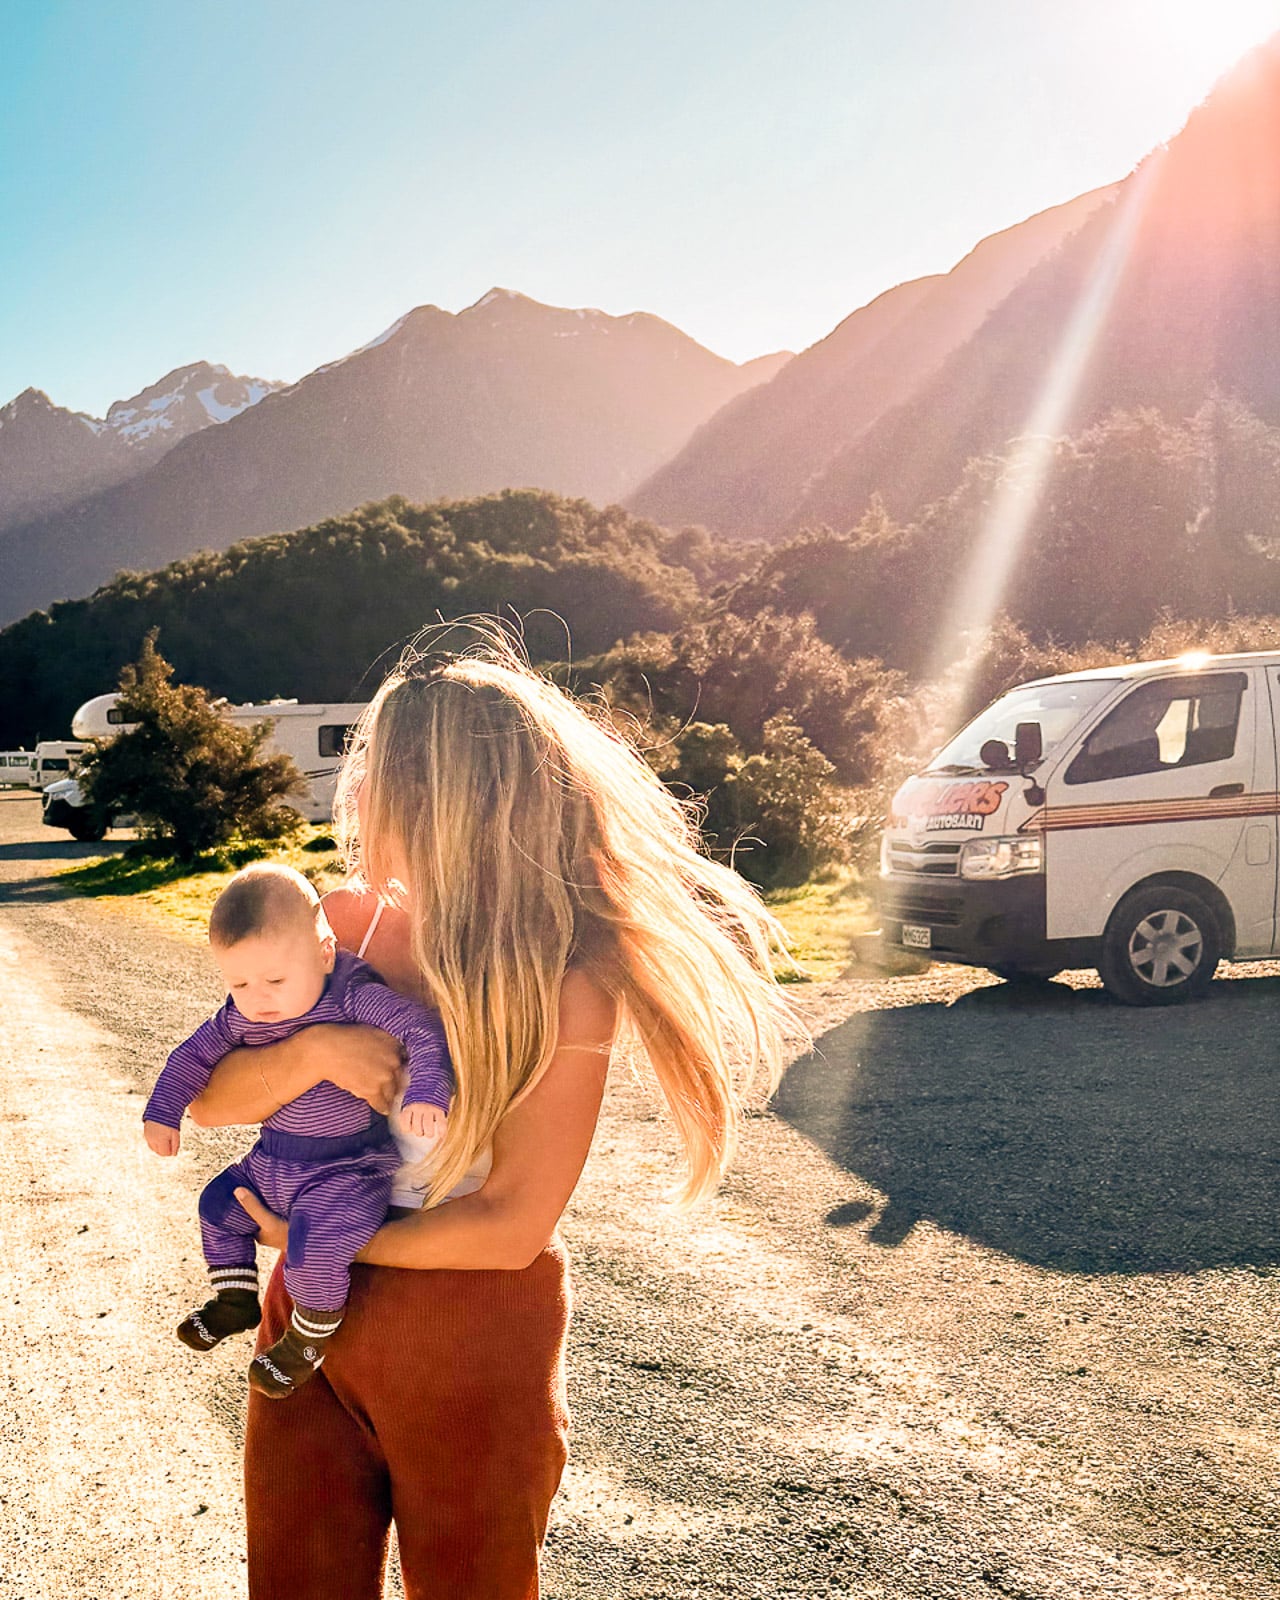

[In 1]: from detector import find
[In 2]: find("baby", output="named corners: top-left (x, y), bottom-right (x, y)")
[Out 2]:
top-left (143, 863), bottom-right (452, 1399)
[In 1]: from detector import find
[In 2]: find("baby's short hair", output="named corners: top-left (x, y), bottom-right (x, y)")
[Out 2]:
top-left (209, 863), bottom-right (322, 948)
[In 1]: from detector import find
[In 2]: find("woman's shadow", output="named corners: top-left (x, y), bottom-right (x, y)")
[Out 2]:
top-left (773, 974), bottom-right (1280, 1274)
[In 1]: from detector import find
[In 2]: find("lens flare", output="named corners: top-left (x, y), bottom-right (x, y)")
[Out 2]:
top-left (929, 159), bottom-right (1159, 720)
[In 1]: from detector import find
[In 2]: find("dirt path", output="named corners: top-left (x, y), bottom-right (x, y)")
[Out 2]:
top-left (2, 791), bottom-right (1279, 1599)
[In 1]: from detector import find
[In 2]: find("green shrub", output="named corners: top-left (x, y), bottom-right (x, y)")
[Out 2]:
top-left (649, 716), bottom-right (847, 887)
top-left (79, 634), bottom-right (304, 861)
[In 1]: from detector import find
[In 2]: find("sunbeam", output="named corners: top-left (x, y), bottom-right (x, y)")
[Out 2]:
top-left (928, 158), bottom-right (1160, 719)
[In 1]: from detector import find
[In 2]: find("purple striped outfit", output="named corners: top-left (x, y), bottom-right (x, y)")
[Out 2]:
top-left (145, 951), bottom-right (452, 1311)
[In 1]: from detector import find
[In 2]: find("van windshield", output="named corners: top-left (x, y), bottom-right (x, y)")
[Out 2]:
top-left (926, 679), bottom-right (1120, 773)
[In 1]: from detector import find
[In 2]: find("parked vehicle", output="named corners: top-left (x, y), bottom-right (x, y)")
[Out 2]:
top-left (879, 651), bottom-right (1280, 1005)
top-left (0, 751), bottom-right (34, 788)
top-left (41, 695), bottom-right (367, 840)
top-left (32, 741), bottom-right (86, 788)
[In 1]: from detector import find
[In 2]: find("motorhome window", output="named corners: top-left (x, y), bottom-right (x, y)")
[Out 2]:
top-left (1064, 673), bottom-right (1245, 785)
top-left (107, 708), bottom-right (126, 724)
top-left (41, 758), bottom-right (71, 772)
top-left (318, 724), bottom-right (355, 759)
top-left (926, 680), bottom-right (1118, 773)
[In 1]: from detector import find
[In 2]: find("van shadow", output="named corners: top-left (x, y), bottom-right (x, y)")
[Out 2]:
top-left (773, 975), bottom-right (1280, 1274)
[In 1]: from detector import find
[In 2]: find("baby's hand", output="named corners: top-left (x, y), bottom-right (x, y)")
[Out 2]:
top-left (403, 1102), bottom-right (447, 1145)
top-left (144, 1120), bottom-right (180, 1157)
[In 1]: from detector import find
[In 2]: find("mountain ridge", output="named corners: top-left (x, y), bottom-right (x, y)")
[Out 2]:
top-left (0, 295), bottom-right (790, 625)
top-left (628, 184), bottom-right (1117, 536)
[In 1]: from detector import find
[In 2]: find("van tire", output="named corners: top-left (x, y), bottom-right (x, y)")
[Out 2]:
top-left (66, 811), bottom-right (107, 843)
top-left (1098, 884), bottom-right (1221, 1006)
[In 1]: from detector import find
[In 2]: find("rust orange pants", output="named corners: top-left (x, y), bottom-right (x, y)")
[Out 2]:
top-left (244, 1243), bottom-right (571, 1599)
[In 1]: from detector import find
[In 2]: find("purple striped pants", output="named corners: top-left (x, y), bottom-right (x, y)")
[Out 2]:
top-left (197, 1123), bottom-right (401, 1312)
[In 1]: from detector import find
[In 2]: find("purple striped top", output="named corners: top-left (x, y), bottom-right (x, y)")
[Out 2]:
top-left (144, 951), bottom-right (452, 1135)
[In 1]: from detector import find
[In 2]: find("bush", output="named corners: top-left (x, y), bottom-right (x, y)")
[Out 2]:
top-left (648, 716), bottom-right (848, 887)
top-left (587, 609), bottom-right (900, 784)
top-left (79, 634), bottom-right (304, 860)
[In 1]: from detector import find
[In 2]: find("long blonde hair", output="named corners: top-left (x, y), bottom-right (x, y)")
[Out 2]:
top-left (335, 627), bottom-right (798, 1206)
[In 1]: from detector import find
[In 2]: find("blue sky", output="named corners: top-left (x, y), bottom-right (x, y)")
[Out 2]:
top-left (3, 0), bottom-right (1277, 413)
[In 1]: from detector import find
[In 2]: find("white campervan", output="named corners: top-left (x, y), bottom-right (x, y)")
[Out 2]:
top-left (32, 741), bottom-right (86, 787)
top-left (219, 699), bottom-right (368, 822)
top-left (0, 751), bottom-right (34, 788)
top-left (41, 695), bottom-right (367, 839)
top-left (879, 651), bottom-right (1280, 1005)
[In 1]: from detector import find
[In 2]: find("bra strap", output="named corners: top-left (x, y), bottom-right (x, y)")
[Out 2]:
top-left (356, 898), bottom-right (385, 959)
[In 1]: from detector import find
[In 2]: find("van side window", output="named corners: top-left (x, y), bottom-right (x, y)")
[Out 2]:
top-left (318, 724), bottom-right (355, 759)
top-left (1065, 673), bottom-right (1245, 785)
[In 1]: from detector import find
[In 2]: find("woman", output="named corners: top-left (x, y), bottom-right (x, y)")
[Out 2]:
top-left (189, 633), bottom-right (794, 1599)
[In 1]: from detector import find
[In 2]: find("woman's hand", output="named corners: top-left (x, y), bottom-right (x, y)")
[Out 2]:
top-left (189, 1023), bottom-right (404, 1128)
top-left (234, 1188), bottom-right (288, 1251)
top-left (304, 1024), bottom-right (404, 1114)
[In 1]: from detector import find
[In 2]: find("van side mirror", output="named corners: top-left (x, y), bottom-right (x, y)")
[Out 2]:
top-left (1015, 721), bottom-right (1046, 807)
top-left (1014, 721), bottom-right (1043, 769)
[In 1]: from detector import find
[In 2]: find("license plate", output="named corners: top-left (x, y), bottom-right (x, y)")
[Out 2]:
top-left (901, 924), bottom-right (932, 949)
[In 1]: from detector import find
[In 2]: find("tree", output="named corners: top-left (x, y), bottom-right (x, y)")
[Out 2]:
top-left (79, 635), bottom-right (304, 859)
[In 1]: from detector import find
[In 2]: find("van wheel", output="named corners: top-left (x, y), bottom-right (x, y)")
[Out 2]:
top-left (1098, 885), bottom-right (1221, 1005)
top-left (67, 811), bottom-right (107, 843)
top-left (992, 965), bottom-right (1061, 985)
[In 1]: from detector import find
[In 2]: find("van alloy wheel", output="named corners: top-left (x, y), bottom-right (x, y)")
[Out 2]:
top-left (1098, 884), bottom-right (1221, 1006)
top-left (1127, 911), bottom-right (1202, 988)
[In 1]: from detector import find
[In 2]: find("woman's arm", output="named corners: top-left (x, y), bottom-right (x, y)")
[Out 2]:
top-left (188, 1024), bottom-right (403, 1127)
top-left (236, 968), bottom-right (616, 1269)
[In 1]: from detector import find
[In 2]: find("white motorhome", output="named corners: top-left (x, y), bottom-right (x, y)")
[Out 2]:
top-left (220, 699), bottom-right (368, 822)
top-left (879, 651), bottom-right (1280, 1005)
top-left (41, 695), bottom-right (367, 840)
top-left (32, 741), bottom-right (86, 787)
top-left (0, 751), bottom-right (34, 788)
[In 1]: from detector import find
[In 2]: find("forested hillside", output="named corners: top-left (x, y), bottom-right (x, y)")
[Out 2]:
top-left (0, 292), bottom-right (788, 627)
top-left (0, 490), bottom-right (755, 749)
top-left (723, 397), bottom-right (1280, 672)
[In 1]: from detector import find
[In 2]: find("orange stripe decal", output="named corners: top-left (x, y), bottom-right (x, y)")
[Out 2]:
top-left (1020, 792), bottom-right (1280, 833)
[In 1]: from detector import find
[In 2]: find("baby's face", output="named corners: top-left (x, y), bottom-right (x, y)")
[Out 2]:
top-left (215, 922), bottom-right (335, 1024)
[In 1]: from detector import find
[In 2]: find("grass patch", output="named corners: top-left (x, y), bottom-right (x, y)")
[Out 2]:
top-left (59, 828), bottom-right (346, 943)
top-left (764, 868), bottom-right (875, 982)
top-left (62, 826), bottom-right (871, 979)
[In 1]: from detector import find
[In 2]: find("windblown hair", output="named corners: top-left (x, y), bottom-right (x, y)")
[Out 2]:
top-left (209, 863), bottom-right (324, 949)
top-left (335, 626), bottom-right (799, 1207)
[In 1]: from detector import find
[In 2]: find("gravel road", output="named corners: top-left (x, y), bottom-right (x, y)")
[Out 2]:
top-left (1, 789), bottom-right (1278, 1599)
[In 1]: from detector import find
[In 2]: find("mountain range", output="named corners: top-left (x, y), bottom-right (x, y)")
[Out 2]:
top-left (0, 295), bottom-right (788, 625)
top-left (635, 34), bottom-right (1280, 535)
top-left (0, 363), bottom-right (280, 533)
top-left (4, 33), bottom-right (1279, 634)
top-left (628, 185), bottom-right (1116, 536)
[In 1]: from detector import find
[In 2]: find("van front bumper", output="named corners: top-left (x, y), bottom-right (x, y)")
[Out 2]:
top-left (878, 874), bottom-right (1090, 971)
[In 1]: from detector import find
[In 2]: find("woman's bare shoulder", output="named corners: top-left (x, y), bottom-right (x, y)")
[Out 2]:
top-left (557, 966), bottom-right (619, 1047)
top-left (321, 884), bottom-right (378, 953)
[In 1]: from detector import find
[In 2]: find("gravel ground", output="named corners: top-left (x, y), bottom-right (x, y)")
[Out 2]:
top-left (1, 789), bottom-right (1278, 1599)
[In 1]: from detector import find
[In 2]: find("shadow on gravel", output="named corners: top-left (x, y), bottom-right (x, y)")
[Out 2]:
top-left (0, 838), bottom-right (126, 863)
top-left (0, 837), bottom-right (129, 904)
top-left (774, 974), bottom-right (1280, 1274)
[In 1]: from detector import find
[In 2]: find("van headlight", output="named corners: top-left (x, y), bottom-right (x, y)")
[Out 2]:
top-left (959, 836), bottom-right (1043, 880)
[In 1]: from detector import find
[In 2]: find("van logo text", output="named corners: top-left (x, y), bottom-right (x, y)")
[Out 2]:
top-left (891, 779), bottom-right (1008, 834)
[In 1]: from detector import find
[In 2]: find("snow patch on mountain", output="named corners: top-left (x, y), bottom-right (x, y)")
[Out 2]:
top-left (196, 379), bottom-right (275, 424)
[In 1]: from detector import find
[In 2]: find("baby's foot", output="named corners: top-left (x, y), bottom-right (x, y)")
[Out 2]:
top-left (177, 1289), bottom-right (261, 1352)
top-left (247, 1308), bottom-right (341, 1400)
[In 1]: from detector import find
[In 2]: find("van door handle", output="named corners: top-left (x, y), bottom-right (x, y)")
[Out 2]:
top-left (1209, 782), bottom-right (1244, 796)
